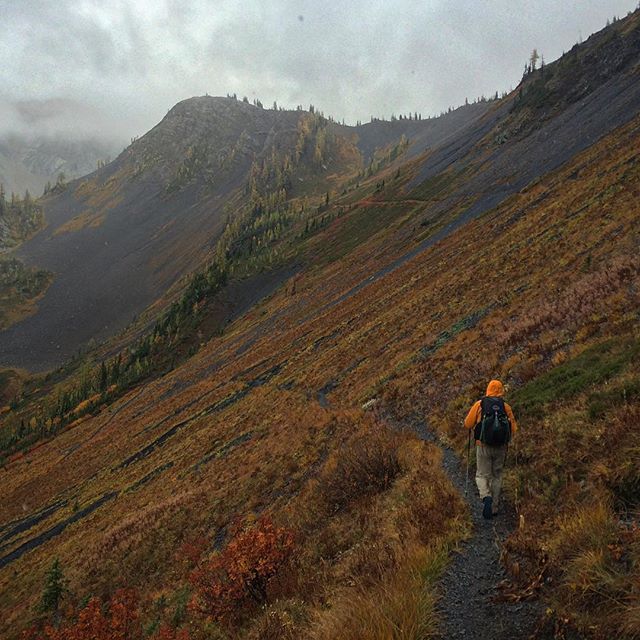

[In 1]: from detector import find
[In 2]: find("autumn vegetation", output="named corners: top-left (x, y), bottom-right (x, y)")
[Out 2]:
top-left (12, 414), bottom-right (464, 639)
top-left (0, 188), bottom-right (50, 329)
top-left (189, 517), bottom-right (295, 624)
top-left (2, 10), bottom-right (640, 639)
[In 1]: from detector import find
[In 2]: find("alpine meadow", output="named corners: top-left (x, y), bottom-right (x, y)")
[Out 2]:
top-left (1, 6), bottom-right (640, 640)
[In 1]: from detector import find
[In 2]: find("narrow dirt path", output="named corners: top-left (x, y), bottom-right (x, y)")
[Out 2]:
top-left (411, 420), bottom-right (543, 640)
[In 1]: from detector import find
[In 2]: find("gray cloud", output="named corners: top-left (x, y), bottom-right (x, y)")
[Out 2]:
top-left (2, 0), bottom-right (638, 142)
top-left (0, 96), bottom-right (124, 143)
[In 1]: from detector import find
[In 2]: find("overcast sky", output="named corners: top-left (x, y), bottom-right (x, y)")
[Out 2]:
top-left (1, 0), bottom-right (638, 143)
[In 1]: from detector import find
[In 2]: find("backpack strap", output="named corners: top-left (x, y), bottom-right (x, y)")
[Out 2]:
top-left (474, 398), bottom-right (486, 441)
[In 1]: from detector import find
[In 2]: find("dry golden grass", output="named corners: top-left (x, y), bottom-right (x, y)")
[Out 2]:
top-left (274, 420), bottom-right (465, 640)
top-left (2, 79), bottom-right (640, 639)
top-left (308, 545), bottom-right (439, 640)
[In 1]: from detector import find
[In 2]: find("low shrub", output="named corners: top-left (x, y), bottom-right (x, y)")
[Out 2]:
top-left (23, 589), bottom-right (191, 640)
top-left (318, 418), bottom-right (404, 514)
top-left (189, 517), bottom-right (295, 625)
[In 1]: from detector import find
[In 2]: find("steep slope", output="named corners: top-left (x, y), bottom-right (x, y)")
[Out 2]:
top-left (1, 9), bottom-right (640, 640)
top-left (0, 99), bottom-right (341, 370)
top-left (0, 97), bottom-right (491, 372)
top-left (2, 107), bottom-right (639, 638)
top-left (2, 101), bottom-right (302, 368)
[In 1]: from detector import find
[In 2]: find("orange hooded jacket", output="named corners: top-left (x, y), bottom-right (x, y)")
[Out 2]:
top-left (464, 379), bottom-right (517, 445)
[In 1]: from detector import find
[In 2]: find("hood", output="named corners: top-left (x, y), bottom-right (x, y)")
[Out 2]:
top-left (486, 379), bottom-right (505, 397)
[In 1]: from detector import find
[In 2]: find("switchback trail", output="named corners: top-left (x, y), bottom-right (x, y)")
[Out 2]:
top-left (412, 420), bottom-right (543, 640)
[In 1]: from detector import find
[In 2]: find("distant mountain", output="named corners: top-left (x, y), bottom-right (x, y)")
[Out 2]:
top-left (0, 135), bottom-right (119, 197)
top-left (3, 11), bottom-right (639, 375)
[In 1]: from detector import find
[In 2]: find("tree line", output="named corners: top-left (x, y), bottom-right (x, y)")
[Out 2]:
top-left (0, 185), bottom-right (45, 248)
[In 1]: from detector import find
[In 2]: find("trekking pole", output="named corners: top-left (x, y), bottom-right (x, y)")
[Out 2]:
top-left (465, 426), bottom-right (471, 497)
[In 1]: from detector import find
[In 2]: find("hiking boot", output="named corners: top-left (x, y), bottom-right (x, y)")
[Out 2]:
top-left (482, 496), bottom-right (493, 519)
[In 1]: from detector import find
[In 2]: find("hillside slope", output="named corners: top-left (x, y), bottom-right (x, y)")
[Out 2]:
top-left (1, 9), bottom-right (640, 640)
top-left (0, 98), bottom-right (490, 372)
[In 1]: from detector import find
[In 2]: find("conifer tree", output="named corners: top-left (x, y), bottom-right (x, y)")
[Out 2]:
top-left (99, 361), bottom-right (108, 390)
top-left (529, 48), bottom-right (540, 71)
top-left (39, 557), bottom-right (67, 617)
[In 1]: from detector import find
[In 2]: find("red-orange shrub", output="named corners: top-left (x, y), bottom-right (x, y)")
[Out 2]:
top-left (23, 589), bottom-right (191, 640)
top-left (151, 625), bottom-right (191, 640)
top-left (25, 589), bottom-right (140, 640)
top-left (189, 517), bottom-right (295, 623)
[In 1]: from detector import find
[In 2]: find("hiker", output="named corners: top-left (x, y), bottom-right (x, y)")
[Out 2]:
top-left (464, 379), bottom-right (517, 519)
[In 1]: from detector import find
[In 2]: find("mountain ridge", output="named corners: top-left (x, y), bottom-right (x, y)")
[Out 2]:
top-left (1, 9), bottom-right (640, 639)
top-left (0, 96), bottom-right (491, 371)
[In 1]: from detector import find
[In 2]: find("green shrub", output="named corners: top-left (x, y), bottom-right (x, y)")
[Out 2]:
top-left (513, 337), bottom-right (640, 415)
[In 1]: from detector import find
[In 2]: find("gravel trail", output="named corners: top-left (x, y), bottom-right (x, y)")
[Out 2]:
top-left (412, 420), bottom-right (543, 640)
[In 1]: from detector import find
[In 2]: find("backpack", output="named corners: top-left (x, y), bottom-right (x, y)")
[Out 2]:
top-left (474, 396), bottom-right (511, 446)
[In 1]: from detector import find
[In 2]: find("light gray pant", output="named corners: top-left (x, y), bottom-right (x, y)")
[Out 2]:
top-left (475, 444), bottom-right (507, 505)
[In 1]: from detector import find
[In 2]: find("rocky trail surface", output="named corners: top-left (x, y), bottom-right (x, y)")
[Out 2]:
top-left (412, 420), bottom-right (544, 640)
